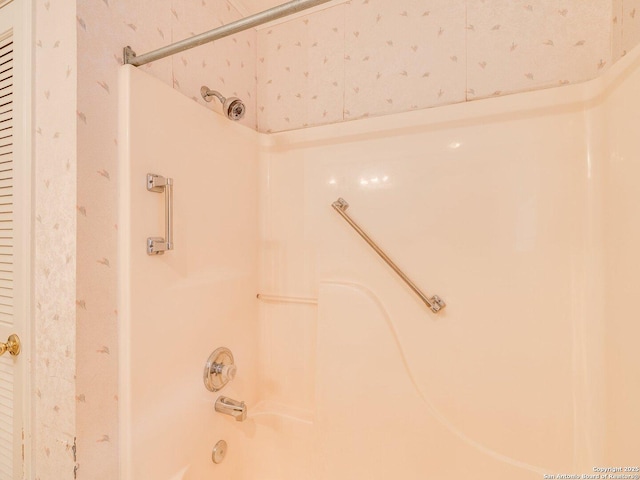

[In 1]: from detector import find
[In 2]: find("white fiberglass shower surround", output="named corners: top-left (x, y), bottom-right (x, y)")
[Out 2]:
top-left (118, 42), bottom-right (640, 480)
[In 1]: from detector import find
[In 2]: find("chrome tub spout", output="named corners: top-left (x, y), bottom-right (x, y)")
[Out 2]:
top-left (215, 396), bottom-right (247, 422)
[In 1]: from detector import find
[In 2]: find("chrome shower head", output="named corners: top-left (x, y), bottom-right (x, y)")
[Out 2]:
top-left (200, 86), bottom-right (246, 121)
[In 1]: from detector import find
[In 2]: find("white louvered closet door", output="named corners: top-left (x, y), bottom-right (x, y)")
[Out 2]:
top-left (0, 0), bottom-right (31, 479)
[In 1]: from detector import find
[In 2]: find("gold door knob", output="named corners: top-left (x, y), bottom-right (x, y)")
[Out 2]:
top-left (0, 334), bottom-right (20, 357)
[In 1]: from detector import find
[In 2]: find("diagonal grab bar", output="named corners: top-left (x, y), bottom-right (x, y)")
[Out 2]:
top-left (331, 197), bottom-right (446, 313)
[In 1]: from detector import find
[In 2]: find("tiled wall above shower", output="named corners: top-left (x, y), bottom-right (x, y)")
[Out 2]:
top-left (171, 1), bottom-right (257, 128)
top-left (616, 0), bottom-right (640, 58)
top-left (256, 0), bottom-right (640, 133)
top-left (78, 0), bottom-right (257, 129)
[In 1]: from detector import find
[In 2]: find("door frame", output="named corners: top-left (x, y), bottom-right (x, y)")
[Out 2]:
top-left (9, 0), bottom-right (33, 477)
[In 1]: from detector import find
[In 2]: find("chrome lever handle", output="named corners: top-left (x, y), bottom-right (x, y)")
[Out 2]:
top-left (147, 173), bottom-right (174, 255)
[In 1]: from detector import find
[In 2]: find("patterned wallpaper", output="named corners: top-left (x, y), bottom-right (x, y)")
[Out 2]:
top-left (75, 1), bottom-right (255, 478)
top-left (34, 0), bottom-right (77, 479)
top-left (614, 0), bottom-right (640, 58)
top-left (257, 0), bottom-right (640, 133)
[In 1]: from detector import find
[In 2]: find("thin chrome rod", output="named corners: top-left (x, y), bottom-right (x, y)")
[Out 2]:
top-left (124, 0), bottom-right (333, 67)
top-left (256, 293), bottom-right (318, 305)
top-left (331, 198), bottom-right (446, 313)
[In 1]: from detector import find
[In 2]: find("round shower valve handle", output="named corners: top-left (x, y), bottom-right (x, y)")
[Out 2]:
top-left (203, 347), bottom-right (236, 392)
top-left (212, 363), bottom-right (236, 382)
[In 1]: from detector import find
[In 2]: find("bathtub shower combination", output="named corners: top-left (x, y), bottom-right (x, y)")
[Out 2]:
top-left (117, 2), bottom-right (640, 479)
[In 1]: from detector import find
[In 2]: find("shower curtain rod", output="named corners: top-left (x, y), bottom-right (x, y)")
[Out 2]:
top-left (123, 0), bottom-right (333, 67)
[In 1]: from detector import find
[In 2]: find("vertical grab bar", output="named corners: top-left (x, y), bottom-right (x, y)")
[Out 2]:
top-left (147, 173), bottom-right (174, 255)
top-left (332, 197), bottom-right (446, 313)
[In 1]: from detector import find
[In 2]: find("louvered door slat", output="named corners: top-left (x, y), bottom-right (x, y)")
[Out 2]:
top-left (0, 301), bottom-right (10, 316)
top-left (0, 360), bottom-right (12, 437)
top-left (0, 453), bottom-right (12, 472)
top-left (0, 390), bottom-right (13, 410)
top-left (0, 3), bottom-right (28, 477)
top-left (0, 384), bottom-right (11, 398)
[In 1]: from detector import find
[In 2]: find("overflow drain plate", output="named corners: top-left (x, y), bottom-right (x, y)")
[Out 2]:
top-left (212, 440), bottom-right (228, 464)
